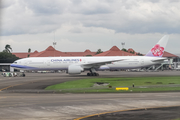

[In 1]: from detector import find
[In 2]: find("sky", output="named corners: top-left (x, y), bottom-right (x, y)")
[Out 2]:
top-left (0, 0), bottom-right (180, 54)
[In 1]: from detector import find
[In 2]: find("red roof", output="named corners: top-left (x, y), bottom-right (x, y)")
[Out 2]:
top-left (30, 46), bottom-right (71, 57)
top-left (95, 46), bottom-right (137, 56)
top-left (163, 51), bottom-right (178, 58)
top-left (110, 46), bottom-right (120, 51)
top-left (12, 46), bottom-right (178, 58)
top-left (84, 49), bottom-right (91, 52)
top-left (34, 50), bottom-right (38, 54)
top-left (12, 46), bottom-right (96, 58)
top-left (12, 53), bottom-right (29, 58)
top-left (128, 48), bottom-right (141, 55)
top-left (67, 49), bottom-right (96, 56)
top-left (128, 48), bottom-right (134, 53)
top-left (13, 50), bottom-right (39, 58)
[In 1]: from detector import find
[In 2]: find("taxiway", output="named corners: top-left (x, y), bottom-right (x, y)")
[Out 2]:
top-left (0, 71), bottom-right (180, 120)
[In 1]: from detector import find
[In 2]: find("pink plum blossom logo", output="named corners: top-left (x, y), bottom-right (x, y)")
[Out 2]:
top-left (151, 44), bottom-right (164, 56)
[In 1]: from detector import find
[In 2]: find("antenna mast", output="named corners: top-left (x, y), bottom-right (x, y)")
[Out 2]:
top-left (53, 31), bottom-right (57, 57)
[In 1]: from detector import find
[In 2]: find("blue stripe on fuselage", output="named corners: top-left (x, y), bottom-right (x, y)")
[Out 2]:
top-left (10, 64), bottom-right (37, 69)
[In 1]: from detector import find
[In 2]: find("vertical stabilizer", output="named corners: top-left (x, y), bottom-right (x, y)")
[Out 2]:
top-left (146, 35), bottom-right (169, 57)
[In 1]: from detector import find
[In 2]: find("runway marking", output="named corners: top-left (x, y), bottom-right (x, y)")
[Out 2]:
top-left (0, 76), bottom-right (87, 92)
top-left (0, 83), bottom-right (24, 91)
top-left (74, 105), bottom-right (180, 120)
top-left (0, 79), bottom-right (45, 91)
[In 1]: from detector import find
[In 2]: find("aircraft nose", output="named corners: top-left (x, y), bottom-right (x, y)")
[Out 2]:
top-left (10, 64), bottom-right (16, 67)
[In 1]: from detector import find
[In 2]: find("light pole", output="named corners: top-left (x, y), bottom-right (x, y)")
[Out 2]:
top-left (53, 42), bottom-right (56, 57)
top-left (121, 42), bottom-right (125, 56)
top-left (53, 32), bottom-right (57, 57)
top-left (121, 42), bottom-right (125, 49)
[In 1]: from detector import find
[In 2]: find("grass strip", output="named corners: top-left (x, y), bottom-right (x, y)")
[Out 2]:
top-left (45, 76), bottom-right (180, 93)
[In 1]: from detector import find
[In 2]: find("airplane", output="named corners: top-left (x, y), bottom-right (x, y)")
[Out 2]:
top-left (11, 35), bottom-right (169, 76)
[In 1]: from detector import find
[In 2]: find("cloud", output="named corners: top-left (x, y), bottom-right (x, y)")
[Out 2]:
top-left (1, 0), bottom-right (180, 36)
top-left (0, 24), bottom-right (179, 54)
top-left (24, 0), bottom-right (70, 15)
top-left (80, 0), bottom-right (180, 34)
top-left (0, 0), bottom-right (16, 9)
top-left (69, 0), bottom-right (113, 15)
top-left (0, 0), bottom-right (180, 54)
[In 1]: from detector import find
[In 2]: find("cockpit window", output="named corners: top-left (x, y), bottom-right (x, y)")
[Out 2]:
top-left (14, 62), bottom-right (17, 64)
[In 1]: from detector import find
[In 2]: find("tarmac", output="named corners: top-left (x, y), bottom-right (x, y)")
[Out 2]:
top-left (79, 106), bottom-right (180, 120)
top-left (0, 70), bottom-right (180, 120)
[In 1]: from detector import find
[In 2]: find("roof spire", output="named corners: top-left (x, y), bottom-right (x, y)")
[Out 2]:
top-left (110, 46), bottom-right (121, 51)
top-left (46, 46), bottom-right (55, 51)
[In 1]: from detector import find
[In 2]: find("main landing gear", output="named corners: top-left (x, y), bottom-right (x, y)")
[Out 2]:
top-left (87, 68), bottom-right (99, 76)
top-left (87, 72), bottom-right (99, 76)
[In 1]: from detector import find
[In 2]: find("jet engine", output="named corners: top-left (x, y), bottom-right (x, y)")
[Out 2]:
top-left (68, 65), bottom-right (84, 74)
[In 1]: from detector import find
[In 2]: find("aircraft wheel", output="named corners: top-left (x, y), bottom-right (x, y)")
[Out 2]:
top-left (94, 72), bottom-right (97, 76)
top-left (87, 73), bottom-right (90, 76)
top-left (87, 72), bottom-right (99, 76)
top-left (90, 73), bottom-right (93, 76)
top-left (91, 72), bottom-right (95, 76)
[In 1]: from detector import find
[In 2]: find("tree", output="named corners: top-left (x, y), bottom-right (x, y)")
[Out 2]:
top-left (27, 48), bottom-right (31, 57)
top-left (121, 48), bottom-right (127, 52)
top-left (130, 51), bottom-right (135, 54)
top-left (0, 44), bottom-right (19, 63)
top-left (0, 52), bottom-right (19, 63)
top-left (136, 53), bottom-right (143, 56)
top-left (96, 49), bottom-right (103, 54)
top-left (3, 44), bottom-right (12, 53)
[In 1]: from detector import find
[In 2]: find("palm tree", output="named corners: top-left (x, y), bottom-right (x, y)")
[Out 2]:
top-left (27, 48), bottom-right (31, 57)
top-left (3, 44), bottom-right (12, 53)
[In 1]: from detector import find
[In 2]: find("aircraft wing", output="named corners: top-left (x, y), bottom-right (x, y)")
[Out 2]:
top-left (81, 59), bottom-right (126, 68)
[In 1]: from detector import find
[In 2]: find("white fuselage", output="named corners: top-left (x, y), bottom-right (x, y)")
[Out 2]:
top-left (10, 35), bottom-right (169, 75)
top-left (11, 56), bottom-right (165, 71)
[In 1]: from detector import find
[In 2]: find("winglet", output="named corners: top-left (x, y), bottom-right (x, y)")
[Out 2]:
top-left (146, 35), bottom-right (169, 57)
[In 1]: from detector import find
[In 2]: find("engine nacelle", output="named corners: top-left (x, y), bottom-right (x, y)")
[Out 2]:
top-left (68, 65), bottom-right (84, 74)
